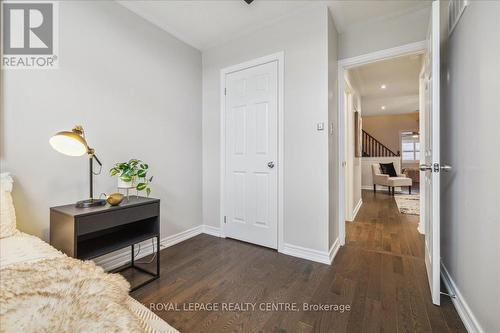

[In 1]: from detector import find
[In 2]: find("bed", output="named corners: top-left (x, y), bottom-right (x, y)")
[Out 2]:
top-left (0, 173), bottom-right (179, 333)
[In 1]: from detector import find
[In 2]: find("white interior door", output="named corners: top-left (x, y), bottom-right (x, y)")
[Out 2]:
top-left (421, 0), bottom-right (441, 306)
top-left (224, 61), bottom-right (278, 249)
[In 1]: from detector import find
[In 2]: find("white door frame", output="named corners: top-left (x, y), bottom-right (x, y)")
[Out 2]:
top-left (418, 65), bottom-right (426, 235)
top-left (219, 52), bottom-right (285, 251)
top-left (337, 41), bottom-right (426, 245)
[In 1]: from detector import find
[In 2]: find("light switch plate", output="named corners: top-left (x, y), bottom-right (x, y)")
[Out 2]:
top-left (317, 122), bottom-right (324, 131)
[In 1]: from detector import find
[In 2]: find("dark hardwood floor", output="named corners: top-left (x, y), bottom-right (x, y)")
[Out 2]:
top-left (130, 190), bottom-right (465, 332)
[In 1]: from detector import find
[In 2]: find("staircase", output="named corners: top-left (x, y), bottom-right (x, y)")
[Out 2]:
top-left (362, 130), bottom-right (399, 157)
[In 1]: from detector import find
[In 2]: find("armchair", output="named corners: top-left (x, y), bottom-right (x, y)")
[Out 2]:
top-left (371, 163), bottom-right (412, 195)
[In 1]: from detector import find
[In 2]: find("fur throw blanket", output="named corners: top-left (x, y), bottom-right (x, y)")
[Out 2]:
top-left (0, 256), bottom-right (142, 333)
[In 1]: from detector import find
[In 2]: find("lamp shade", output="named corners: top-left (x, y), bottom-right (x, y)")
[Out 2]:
top-left (49, 130), bottom-right (89, 156)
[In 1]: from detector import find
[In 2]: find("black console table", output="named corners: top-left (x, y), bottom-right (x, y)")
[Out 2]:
top-left (50, 196), bottom-right (160, 291)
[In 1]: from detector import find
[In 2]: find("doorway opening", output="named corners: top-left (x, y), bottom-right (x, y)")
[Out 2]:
top-left (337, 31), bottom-right (443, 305)
top-left (337, 39), bottom-right (446, 303)
top-left (341, 50), bottom-right (424, 239)
top-left (337, 41), bottom-right (426, 245)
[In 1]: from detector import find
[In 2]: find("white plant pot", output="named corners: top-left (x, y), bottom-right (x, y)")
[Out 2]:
top-left (117, 177), bottom-right (136, 189)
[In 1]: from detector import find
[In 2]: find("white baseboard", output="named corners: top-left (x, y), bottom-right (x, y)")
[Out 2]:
top-left (441, 263), bottom-right (483, 333)
top-left (352, 199), bottom-right (363, 220)
top-left (202, 225), bottom-right (222, 237)
top-left (328, 238), bottom-right (341, 264)
top-left (95, 225), bottom-right (221, 271)
top-left (280, 242), bottom-right (333, 265)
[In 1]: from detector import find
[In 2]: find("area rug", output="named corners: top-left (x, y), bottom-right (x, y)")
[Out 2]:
top-left (394, 194), bottom-right (420, 215)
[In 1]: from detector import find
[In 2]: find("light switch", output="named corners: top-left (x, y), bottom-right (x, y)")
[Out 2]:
top-left (317, 122), bottom-right (324, 131)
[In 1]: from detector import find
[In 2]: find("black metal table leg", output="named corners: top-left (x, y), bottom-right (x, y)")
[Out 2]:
top-left (131, 244), bottom-right (135, 266)
top-left (114, 237), bottom-right (161, 292)
top-left (156, 235), bottom-right (160, 277)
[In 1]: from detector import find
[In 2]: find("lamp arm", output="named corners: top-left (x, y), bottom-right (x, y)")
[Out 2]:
top-left (93, 153), bottom-right (102, 166)
top-left (88, 150), bottom-right (102, 201)
top-left (90, 152), bottom-right (102, 176)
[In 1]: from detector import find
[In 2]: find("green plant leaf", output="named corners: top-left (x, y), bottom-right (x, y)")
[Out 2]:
top-left (120, 175), bottom-right (132, 182)
top-left (125, 169), bottom-right (137, 177)
top-left (112, 160), bottom-right (151, 185)
top-left (146, 188), bottom-right (151, 197)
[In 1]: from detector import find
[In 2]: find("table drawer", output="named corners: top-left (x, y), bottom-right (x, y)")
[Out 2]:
top-left (76, 203), bottom-right (159, 235)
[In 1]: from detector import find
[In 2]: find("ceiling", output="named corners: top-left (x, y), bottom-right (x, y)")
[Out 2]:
top-left (118, 0), bottom-right (431, 51)
top-left (347, 54), bottom-right (423, 116)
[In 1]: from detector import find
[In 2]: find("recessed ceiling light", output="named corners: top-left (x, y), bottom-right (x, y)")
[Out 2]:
top-left (381, 106), bottom-right (386, 110)
top-left (380, 84), bottom-right (387, 89)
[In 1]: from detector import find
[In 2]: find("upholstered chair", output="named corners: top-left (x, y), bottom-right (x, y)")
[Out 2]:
top-left (371, 163), bottom-right (412, 195)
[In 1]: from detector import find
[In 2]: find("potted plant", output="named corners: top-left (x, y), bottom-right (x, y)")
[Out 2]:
top-left (109, 159), bottom-right (153, 196)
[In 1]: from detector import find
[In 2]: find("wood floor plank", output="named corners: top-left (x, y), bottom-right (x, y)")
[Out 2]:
top-left (131, 190), bottom-right (466, 333)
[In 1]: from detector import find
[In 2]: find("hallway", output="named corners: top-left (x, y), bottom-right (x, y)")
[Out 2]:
top-left (347, 189), bottom-right (423, 258)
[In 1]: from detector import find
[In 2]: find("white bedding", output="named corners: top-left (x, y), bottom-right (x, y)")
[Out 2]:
top-left (0, 232), bottom-right (178, 333)
top-left (0, 232), bottom-right (62, 268)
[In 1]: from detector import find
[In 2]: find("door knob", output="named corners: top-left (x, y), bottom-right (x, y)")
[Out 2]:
top-left (267, 161), bottom-right (275, 169)
top-left (420, 163), bottom-right (453, 172)
top-left (419, 164), bottom-right (432, 171)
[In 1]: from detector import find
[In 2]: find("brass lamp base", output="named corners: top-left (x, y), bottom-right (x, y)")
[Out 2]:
top-left (76, 198), bottom-right (107, 208)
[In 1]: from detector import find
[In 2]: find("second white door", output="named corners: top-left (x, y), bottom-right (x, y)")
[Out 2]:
top-left (224, 60), bottom-right (278, 249)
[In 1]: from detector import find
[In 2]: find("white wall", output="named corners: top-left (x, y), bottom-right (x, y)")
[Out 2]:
top-left (352, 94), bottom-right (362, 212)
top-left (344, 71), bottom-right (362, 221)
top-left (0, 1), bottom-right (202, 241)
top-left (441, 2), bottom-right (500, 332)
top-left (339, 7), bottom-right (430, 59)
top-left (327, 11), bottom-right (339, 248)
top-left (202, 5), bottom-right (331, 253)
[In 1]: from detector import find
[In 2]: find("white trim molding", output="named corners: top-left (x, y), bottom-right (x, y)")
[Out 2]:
top-left (339, 40), bottom-right (426, 69)
top-left (219, 51), bottom-right (285, 251)
top-left (352, 199), bottom-right (363, 221)
top-left (281, 241), bottom-right (339, 265)
top-left (441, 263), bottom-right (484, 333)
top-left (202, 225), bottom-right (222, 237)
top-left (328, 238), bottom-right (341, 264)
